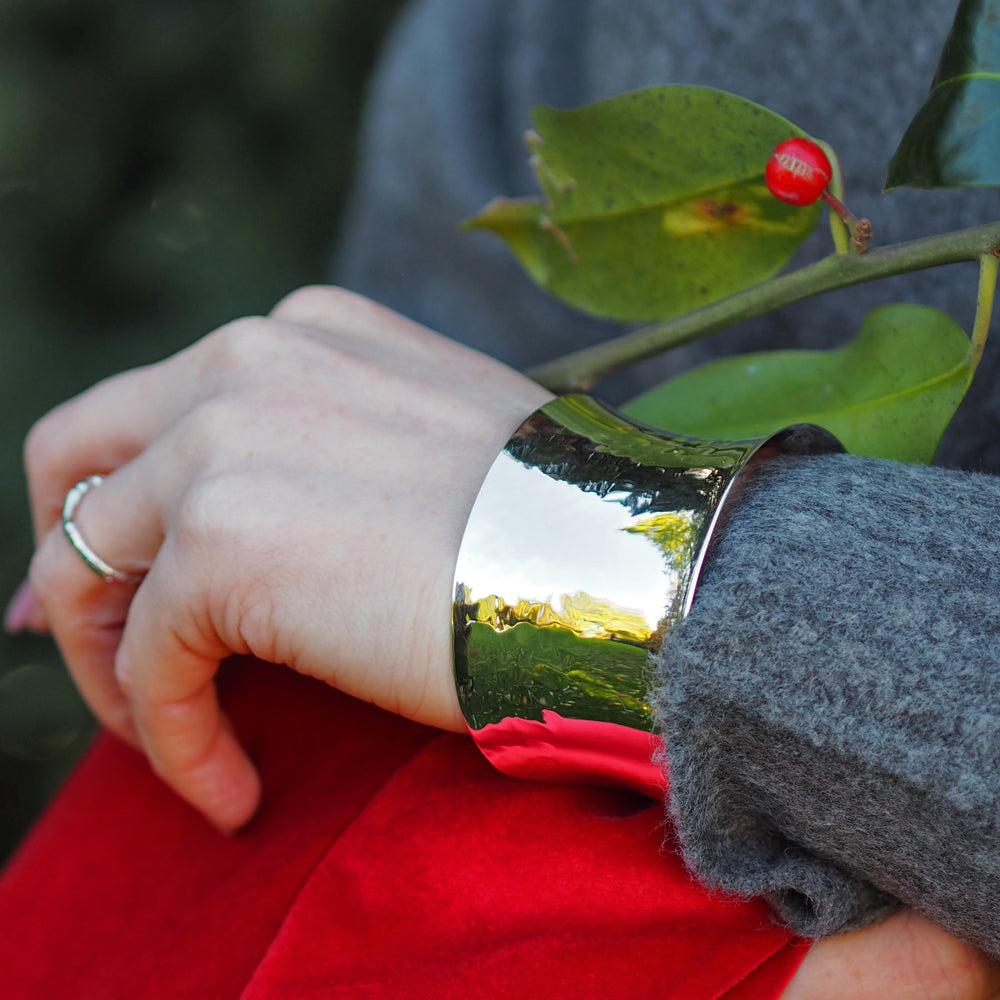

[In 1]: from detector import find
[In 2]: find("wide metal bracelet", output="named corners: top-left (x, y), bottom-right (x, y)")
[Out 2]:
top-left (453, 395), bottom-right (842, 797)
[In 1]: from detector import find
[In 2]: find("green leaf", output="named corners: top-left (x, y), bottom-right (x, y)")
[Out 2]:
top-left (465, 86), bottom-right (822, 323)
top-left (621, 304), bottom-right (973, 464)
top-left (886, 0), bottom-right (1000, 189)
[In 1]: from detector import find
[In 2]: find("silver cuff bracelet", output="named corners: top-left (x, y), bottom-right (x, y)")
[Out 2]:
top-left (453, 395), bottom-right (842, 796)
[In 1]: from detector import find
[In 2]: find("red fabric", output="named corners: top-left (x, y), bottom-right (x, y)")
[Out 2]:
top-left (0, 658), bottom-right (809, 999)
top-left (470, 710), bottom-right (667, 798)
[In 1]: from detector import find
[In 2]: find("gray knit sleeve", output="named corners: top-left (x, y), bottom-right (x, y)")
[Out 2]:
top-left (655, 452), bottom-right (1000, 957)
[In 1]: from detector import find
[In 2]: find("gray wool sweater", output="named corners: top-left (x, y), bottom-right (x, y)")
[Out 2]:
top-left (335, 0), bottom-right (1000, 959)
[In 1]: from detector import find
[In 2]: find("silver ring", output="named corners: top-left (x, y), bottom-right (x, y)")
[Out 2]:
top-left (61, 475), bottom-right (142, 584)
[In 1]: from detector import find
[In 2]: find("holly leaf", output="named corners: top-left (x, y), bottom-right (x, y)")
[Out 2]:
top-left (465, 86), bottom-right (822, 323)
top-left (621, 304), bottom-right (972, 464)
top-left (886, 0), bottom-right (1000, 188)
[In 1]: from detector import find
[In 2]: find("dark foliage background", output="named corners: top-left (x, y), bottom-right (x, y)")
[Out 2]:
top-left (0, 0), bottom-right (407, 863)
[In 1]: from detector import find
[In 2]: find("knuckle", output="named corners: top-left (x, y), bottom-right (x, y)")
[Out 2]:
top-left (270, 284), bottom-right (355, 323)
top-left (198, 315), bottom-right (286, 375)
top-left (24, 370), bottom-right (131, 481)
top-left (166, 395), bottom-right (252, 473)
top-left (112, 654), bottom-right (138, 702)
top-left (171, 471), bottom-right (271, 583)
top-left (23, 410), bottom-right (65, 482)
top-left (172, 474), bottom-right (235, 557)
top-left (184, 395), bottom-right (237, 449)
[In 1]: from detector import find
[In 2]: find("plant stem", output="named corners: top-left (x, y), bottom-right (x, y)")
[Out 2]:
top-left (816, 139), bottom-right (850, 255)
top-left (826, 198), bottom-right (850, 256)
top-left (968, 251), bottom-right (999, 380)
top-left (527, 219), bottom-right (1000, 393)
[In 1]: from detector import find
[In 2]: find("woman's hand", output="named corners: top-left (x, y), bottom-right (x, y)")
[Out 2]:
top-left (785, 907), bottom-right (1000, 1000)
top-left (19, 285), bottom-right (552, 832)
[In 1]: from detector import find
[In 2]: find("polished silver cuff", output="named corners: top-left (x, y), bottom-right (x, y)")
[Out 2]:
top-left (453, 395), bottom-right (842, 796)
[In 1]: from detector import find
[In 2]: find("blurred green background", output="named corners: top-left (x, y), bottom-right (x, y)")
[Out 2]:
top-left (0, 0), bottom-right (407, 863)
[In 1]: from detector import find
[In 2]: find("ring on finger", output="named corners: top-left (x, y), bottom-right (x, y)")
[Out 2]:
top-left (62, 475), bottom-right (143, 585)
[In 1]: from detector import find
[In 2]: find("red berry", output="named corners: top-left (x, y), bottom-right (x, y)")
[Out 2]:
top-left (765, 138), bottom-right (832, 207)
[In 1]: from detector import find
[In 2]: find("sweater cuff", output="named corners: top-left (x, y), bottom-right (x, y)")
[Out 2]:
top-left (654, 452), bottom-right (1000, 948)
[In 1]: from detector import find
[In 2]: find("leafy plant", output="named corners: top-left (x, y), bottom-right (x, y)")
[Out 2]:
top-left (466, 88), bottom-right (821, 323)
top-left (468, 0), bottom-right (1000, 464)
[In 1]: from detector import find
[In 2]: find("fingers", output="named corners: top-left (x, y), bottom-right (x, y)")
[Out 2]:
top-left (30, 460), bottom-right (261, 830)
top-left (115, 559), bottom-right (261, 832)
top-left (23, 316), bottom-right (272, 541)
top-left (24, 304), bottom-right (371, 548)
top-left (28, 464), bottom-right (166, 747)
top-left (23, 327), bottom-right (305, 828)
top-left (24, 366), bottom-right (174, 543)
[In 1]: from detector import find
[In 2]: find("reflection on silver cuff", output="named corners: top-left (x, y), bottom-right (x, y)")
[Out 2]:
top-left (453, 395), bottom-right (842, 796)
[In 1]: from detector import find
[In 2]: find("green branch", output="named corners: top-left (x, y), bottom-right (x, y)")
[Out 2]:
top-left (526, 220), bottom-right (1000, 393)
top-left (969, 251), bottom-right (999, 379)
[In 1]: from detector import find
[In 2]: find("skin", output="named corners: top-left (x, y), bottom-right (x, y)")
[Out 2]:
top-left (14, 285), bottom-right (1000, 999)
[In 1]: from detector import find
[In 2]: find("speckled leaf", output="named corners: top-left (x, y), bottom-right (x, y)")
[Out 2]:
top-left (886, 0), bottom-right (1000, 188)
top-left (465, 86), bottom-right (822, 323)
top-left (622, 304), bottom-right (972, 463)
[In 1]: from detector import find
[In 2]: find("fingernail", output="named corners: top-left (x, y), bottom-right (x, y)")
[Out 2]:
top-left (3, 581), bottom-right (49, 635)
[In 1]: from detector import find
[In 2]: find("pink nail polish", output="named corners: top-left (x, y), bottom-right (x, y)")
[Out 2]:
top-left (3, 581), bottom-right (48, 635)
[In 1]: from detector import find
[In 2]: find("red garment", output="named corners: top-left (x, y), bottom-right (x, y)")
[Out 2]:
top-left (0, 658), bottom-right (807, 999)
